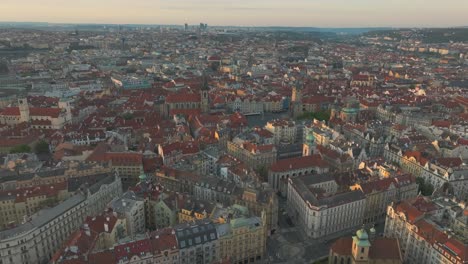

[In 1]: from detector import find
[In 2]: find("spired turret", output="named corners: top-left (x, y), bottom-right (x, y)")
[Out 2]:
top-left (201, 71), bottom-right (210, 113)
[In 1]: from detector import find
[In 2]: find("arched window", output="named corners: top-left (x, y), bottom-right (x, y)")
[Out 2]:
top-left (347, 257), bottom-right (351, 264)
top-left (334, 256), bottom-right (337, 264)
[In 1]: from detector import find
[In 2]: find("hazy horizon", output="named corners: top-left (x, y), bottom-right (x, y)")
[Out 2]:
top-left (2, 0), bottom-right (467, 28)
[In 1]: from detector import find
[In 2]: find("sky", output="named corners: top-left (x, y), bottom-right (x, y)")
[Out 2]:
top-left (1, 0), bottom-right (467, 27)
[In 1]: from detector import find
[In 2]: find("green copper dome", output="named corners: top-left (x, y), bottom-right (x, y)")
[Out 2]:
top-left (353, 228), bottom-right (371, 247)
top-left (356, 228), bottom-right (369, 240)
top-left (139, 174), bottom-right (147, 180)
top-left (342, 107), bottom-right (359, 114)
top-left (306, 133), bottom-right (315, 143)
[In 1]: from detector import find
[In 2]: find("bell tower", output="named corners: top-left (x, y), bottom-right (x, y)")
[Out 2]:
top-left (18, 98), bottom-right (30, 123)
top-left (200, 72), bottom-right (210, 113)
top-left (291, 80), bottom-right (303, 118)
top-left (303, 132), bottom-right (316, 156)
top-left (59, 98), bottom-right (72, 123)
top-left (352, 227), bottom-right (371, 263)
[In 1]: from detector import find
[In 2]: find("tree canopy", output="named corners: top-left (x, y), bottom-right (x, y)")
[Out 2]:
top-left (296, 111), bottom-right (331, 122)
top-left (416, 177), bottom-right (434, 196)
top-left (10, 144), bottom-right (32, 154)
top-left (34, 140), bottom-right (50, 154)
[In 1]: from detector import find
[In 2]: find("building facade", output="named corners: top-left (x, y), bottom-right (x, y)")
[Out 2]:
top-left (287, 174), bottom-right (366, 239)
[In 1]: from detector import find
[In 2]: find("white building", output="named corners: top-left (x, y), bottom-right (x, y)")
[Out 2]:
top-left (0, 98), bottom-right (72, 129)
top-left (385, 196), bottom-right (467, 264)
top-left (287, 174), bottom-right (366, 239)
top-left (110, 191), bottom-right (146, 237)
top-left (0, 175), bottom-right (122, 264)
top-left (265, 119), bottom-right (298, 145)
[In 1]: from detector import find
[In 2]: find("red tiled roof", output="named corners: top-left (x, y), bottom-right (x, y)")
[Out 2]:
top-left (149, 228), bottom-right (178, 255)
top-left (160, 141), bottom-right (199, 156)
top-left (169, 108), bottom-right (201, 116)
top-left (88, 250), bottom-right (116, 264)
top-left (86, 213), bottom-right (119, 234)
top-left (165, 92), bottom-right (200, 103)
top-left (331, 236), bottom-right (401, 261)
top-left (0, 107), bottom-right (20, 116)
top-left (444, 238), bottom-right (467, 262)
top-left (270, 155), bottom-right (328, 172)
top-left (0, 181), bottom-right (67, 203)
top-left (435, 157), bottom-right (462, 167)
top-left (432, 120), bottom-right (451, 128)
top-left (358, 178), bottom-right (395, 194)
top-left (31, 119), bottom-right (52, 125)
top-left (330, 237), bottom-right (352, 256)
top-left (394, 196), bottom-right (437, 223)
top-left (415, 219), bottom-right (447, 244)
top-left (107, 152), bottom-right (143, 166)
top-left (0, 136), bottom-right (36, 147)
top-left (302, 96), bottom-right (335, 105)
top-left (30, 107), bottom-right (61, 118)
top-left (403, 151), bottom-right (428, 166)
top-left (242, 142), bottom-right (274, 153)
top-left (369, 238), bottom-right (402, 261)
top-left (114, 238), bottom-right (152, 261)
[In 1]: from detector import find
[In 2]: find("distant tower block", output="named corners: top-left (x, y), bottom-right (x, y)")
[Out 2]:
top-left (121, 37), bottom-right (126, 50)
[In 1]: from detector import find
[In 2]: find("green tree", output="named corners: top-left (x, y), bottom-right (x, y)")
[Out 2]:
top-left (416, 177), bottom-right (434, 196)
top-left (255, 166), bottom-right (269, 182)
top-left (34, 140), bottom-right (50, 154)
top-left (10, 144), bottom-right (31, 154)
top-left (122, 112), bottom-right (133, 120)
top-left (296, 110), bottom-right (330, 122)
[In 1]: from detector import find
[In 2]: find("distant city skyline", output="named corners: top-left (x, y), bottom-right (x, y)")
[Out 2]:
top-left (1, 0), bottom-right (467, 27)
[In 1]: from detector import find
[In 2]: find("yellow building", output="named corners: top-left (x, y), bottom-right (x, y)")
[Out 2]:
top-left (0, 182), bottom-right (68, 229)
top-left (227, 141), bottom-right (277, 169)
top-left (235, 188), bottom-right (278, 235)
top-left (217, 216), bottom-right (267, 263)
top-left (400, 151), bottom-right (427, 177)
top-left (178, 198), bottom-right (217, 223)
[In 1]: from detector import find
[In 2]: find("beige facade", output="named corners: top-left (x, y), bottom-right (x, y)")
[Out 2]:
top-left (385, 197), bottom-right (467, 264)
top-left (227, 141), bottom-right (277, 169)
top-left (265, 119), bottom-right (297, 145)
top-left (217, 216), bottom-right (266, 263)
top-left (350, 175), bottom-right (418, 225)
top-left (0, 175), bottom-right (122, 264)
top-left (235, 188), bottom-right (278, 234)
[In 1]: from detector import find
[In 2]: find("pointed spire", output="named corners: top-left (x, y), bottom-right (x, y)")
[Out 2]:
top-left (201, 71), bottom-right (210, 91)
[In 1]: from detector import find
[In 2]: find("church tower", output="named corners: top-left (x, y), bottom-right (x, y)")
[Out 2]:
top-left (59, 98), bottom-right (72, 123)
top-left (200, 72), bottom-right (210, 113)
top-left (352, 227), bottom-right (371, 263)
top-left (18, 98), bottom-right (30, 123)
top-left (291, 80), bottom-right (303, 118)
top-left (303, 132), bottom-right (316, 156)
